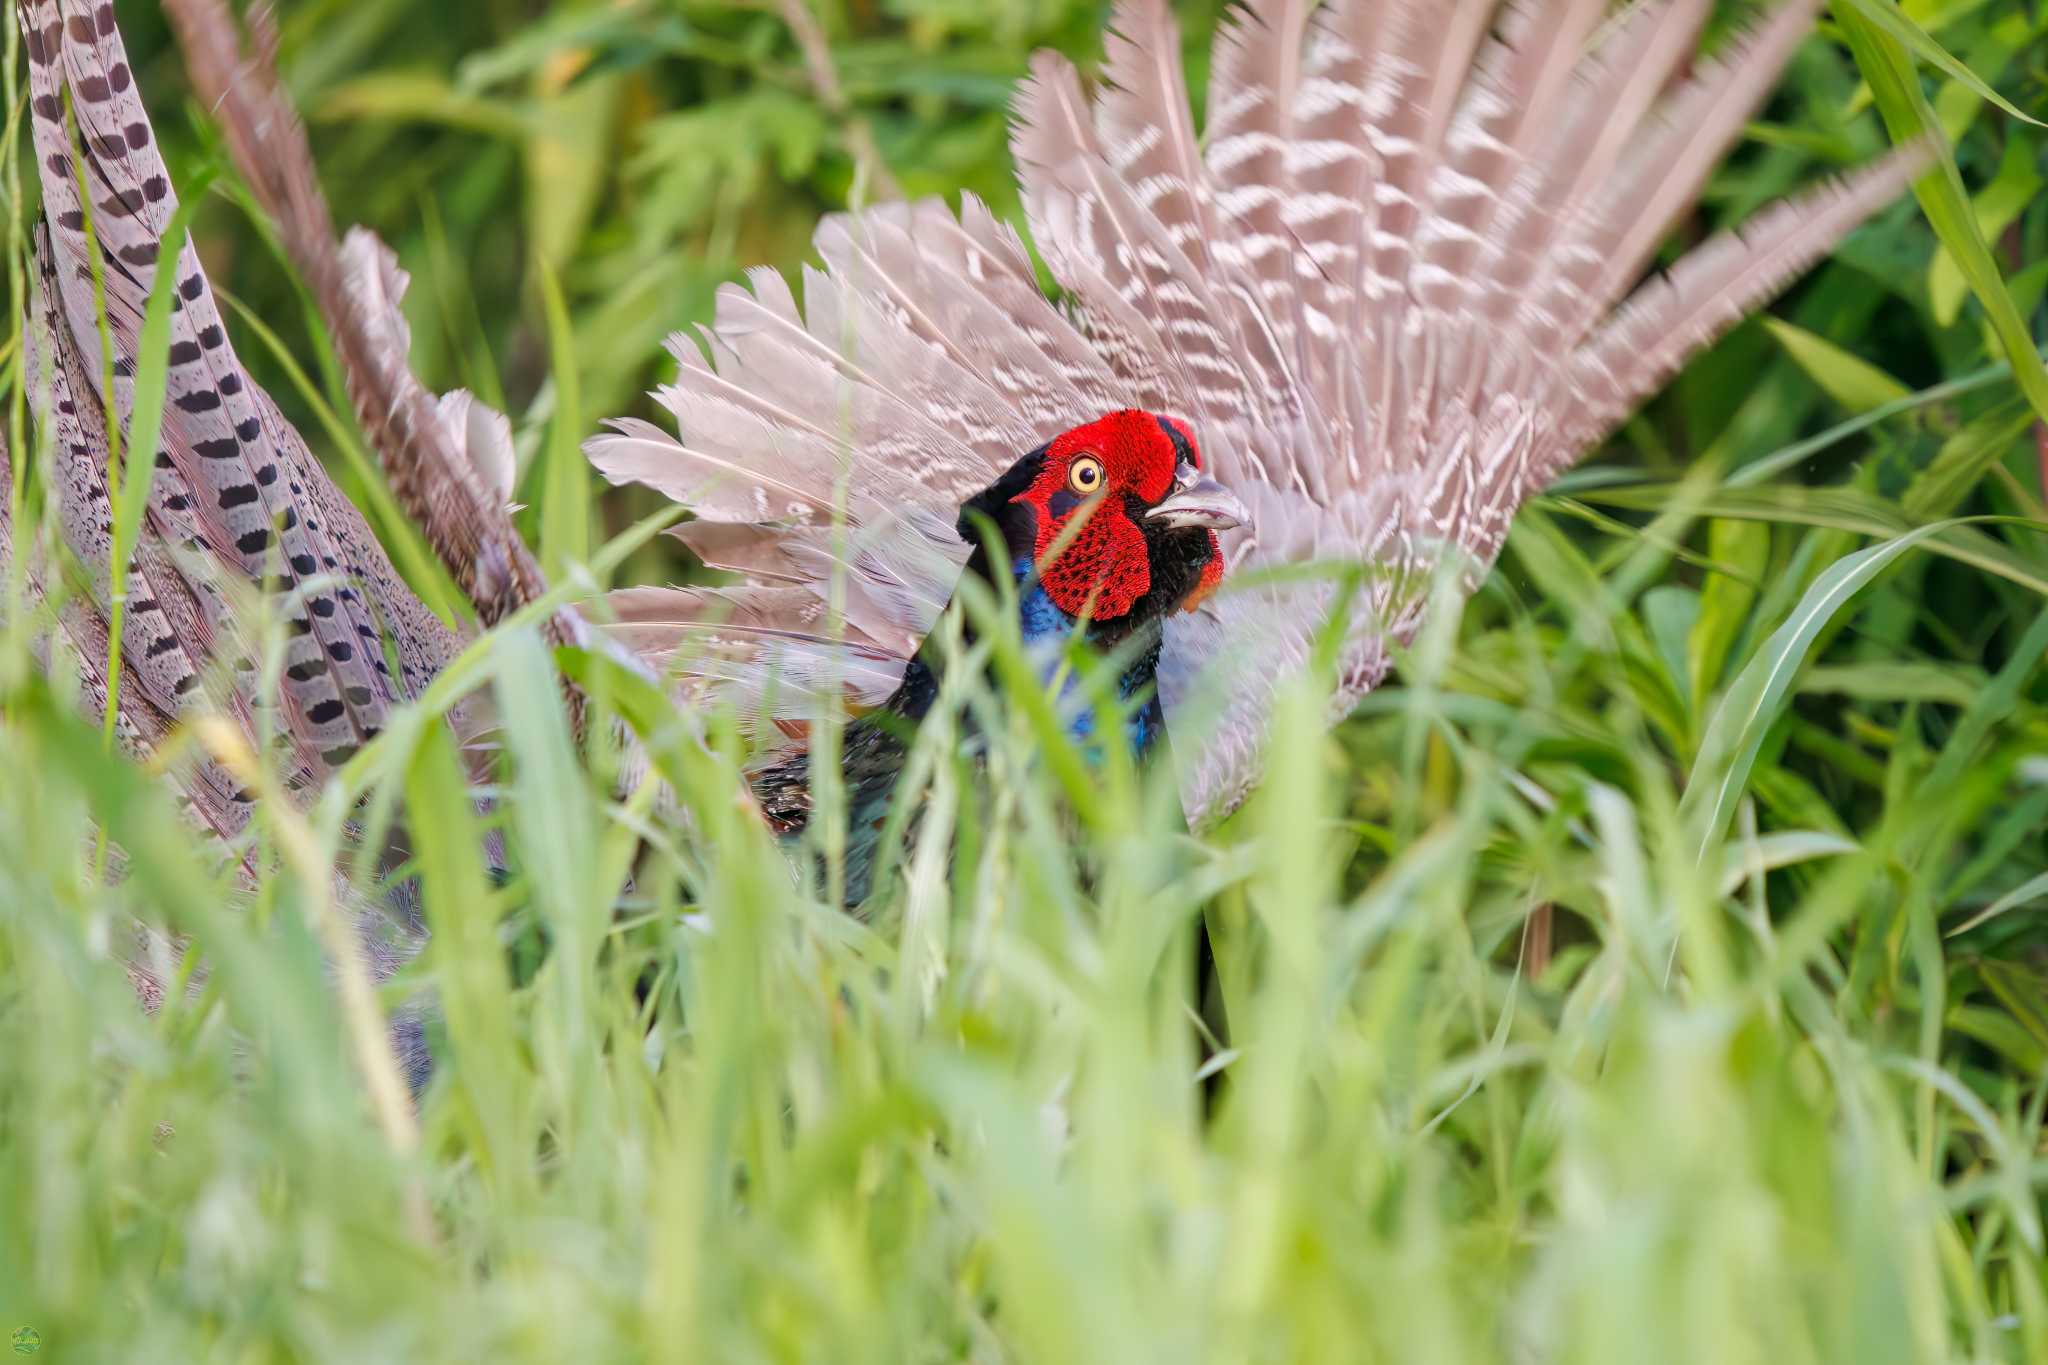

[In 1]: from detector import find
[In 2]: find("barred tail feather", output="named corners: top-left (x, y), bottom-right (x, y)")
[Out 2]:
top-left (1553, 146), bottom-right (1931, 474)
top-left (18, 0), bottom-right (462, 777)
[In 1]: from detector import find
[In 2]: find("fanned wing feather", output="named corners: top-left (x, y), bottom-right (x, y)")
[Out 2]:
top-left (603, 584), bottom-right (909, 722)
top-left (1552, 147), bottom-right (1931, 476)
top-left (1590, 0), bottom-right (1828, 312)
top-left (590, 0), bottom-right (1926, 823)
top-left (1205, 0), bottom-right (1316, 368)
top-left (1097, 0), bottom-right (1216, 272)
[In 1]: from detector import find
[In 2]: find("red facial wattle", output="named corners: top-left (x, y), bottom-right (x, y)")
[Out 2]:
top-left (1010, 410), bottom-right (1189, 619)
top-left (1030, 502), bottom-right (1149, 618)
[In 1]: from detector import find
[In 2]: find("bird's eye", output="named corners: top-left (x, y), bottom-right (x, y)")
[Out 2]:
top-left (1068, 455), bottom-right (1105, 495)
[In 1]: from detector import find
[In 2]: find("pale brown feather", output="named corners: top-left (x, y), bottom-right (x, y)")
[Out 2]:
top-left (590, 0), bottom-right (1924, 824)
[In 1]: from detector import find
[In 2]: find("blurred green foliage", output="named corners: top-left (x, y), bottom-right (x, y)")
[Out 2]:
top-left (123, 0), bottom-right (1219, 420)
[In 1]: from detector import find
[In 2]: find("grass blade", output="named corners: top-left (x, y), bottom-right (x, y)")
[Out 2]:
top-left (534, 254), bottom-right (590, 576)
top-left (1834, 1), bottom-right (2048, 425)
top-left (1682, 520), bottom-right (1966, 858)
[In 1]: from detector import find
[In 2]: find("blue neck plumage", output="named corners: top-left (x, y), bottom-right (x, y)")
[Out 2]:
top-left (882, 555), bottom-right (1168, 759)
top-left (1015, 562), bottom-right (1167, 758)
top-left (808, 551), bottom-right (1169, 908)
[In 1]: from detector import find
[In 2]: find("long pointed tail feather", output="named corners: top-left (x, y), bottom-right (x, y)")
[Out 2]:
top-left (158, 0), bottom-right (567, 647)
top-left (17, 0), bottom-right (467, 779)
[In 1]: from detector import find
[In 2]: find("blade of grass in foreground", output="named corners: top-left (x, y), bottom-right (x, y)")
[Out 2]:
top-left (535, 255), bottom-right (590, 577)
top-left (1682, 519), bottom-right (1968, 860)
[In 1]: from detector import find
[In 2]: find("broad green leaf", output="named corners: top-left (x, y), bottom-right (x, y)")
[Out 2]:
top-left (1586, 484), bottom-right (2048, 597)
top-left (1916, 605), bottom-right (2048, 808)
top-left (1923, 7), bottom-right (2031, 144)
top-left (1800, 661), bottom-right (1985, 706)
top-left (318, 72), bottom-right (533, 138)
top-left (1643, 585), bottom-right (1700, 716)
top-left (1690, 519), bottom-right (1771, 714)
top-left (1977, 959), bottom-right (2048, 1048)
top-left (1837, 0), bottom-right (2045, 129)
top-left (455, 9), bottom-right (697, 91)
top-left (1761, 318), bottom-right (1910, 413)
top-left (2009, 258), bottom-right (2048, 321)
top-left (1947, 1005), bottom-right (2048, 1073)
top-left (1718, 830), bottom-right (1861, 897)
top-left (1902, 399), bottom-right (2034, 519)
top-left (1727, 361), bottom-right (2017, 489)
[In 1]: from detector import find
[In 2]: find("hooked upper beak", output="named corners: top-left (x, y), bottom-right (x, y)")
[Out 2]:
top-left (1146, 467), bottom-right (1248, 532)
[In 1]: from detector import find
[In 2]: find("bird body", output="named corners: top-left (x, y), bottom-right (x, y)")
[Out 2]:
top-left (6, 0), bottom-right (1928, 899)
top-left (745, 408), bottom-right (1243, 903)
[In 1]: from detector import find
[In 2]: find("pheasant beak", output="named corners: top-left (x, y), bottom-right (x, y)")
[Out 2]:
top-left (1146, 462), bottom-right (1248, 531)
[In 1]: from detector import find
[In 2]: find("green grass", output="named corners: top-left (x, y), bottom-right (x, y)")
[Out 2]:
top-left (4, 1), bottom-right (2048, 1360)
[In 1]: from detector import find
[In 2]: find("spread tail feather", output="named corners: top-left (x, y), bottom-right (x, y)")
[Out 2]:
top-left (589, 0), bottom-right (1927, 824)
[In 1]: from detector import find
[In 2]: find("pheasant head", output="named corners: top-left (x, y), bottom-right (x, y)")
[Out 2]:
top-left (956, 409), bottom-right (1245, 652)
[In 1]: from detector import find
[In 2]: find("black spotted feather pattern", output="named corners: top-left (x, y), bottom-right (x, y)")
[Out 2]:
top-left (16, 0), bottom-right (458, 785)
